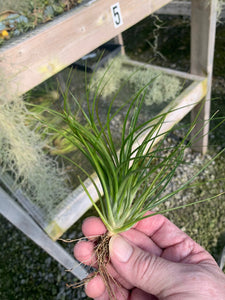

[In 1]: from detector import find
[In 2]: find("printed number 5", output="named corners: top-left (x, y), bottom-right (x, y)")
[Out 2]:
top-left (111, 3), bottom-right (123, 28)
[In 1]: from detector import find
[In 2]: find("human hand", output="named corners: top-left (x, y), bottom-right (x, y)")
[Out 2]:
top-left (74, 212), bottom-right (225, 299)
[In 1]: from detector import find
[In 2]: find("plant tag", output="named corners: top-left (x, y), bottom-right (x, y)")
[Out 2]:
top-left (111, 2), bottom-right (123, 28)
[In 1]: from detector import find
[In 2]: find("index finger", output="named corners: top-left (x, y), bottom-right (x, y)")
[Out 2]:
top-left (134, 212), bottom-right (217, 265)
top-left (82, 216), bottom-right (107, 238)
top-left (134, 212), bottom-right (187, 248)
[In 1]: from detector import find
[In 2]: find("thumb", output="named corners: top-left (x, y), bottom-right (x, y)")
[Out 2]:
top-left (109, 234), bottom-right (182, 297)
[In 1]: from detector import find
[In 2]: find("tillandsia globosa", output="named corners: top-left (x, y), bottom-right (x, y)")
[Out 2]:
top-left (41, 68), bottom-right (224, 299)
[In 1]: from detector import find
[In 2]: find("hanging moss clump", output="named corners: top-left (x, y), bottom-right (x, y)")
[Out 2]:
top-left (90, 56), bottom-right (182, 107)
top-left (0, 89), bottom-right (71, 219)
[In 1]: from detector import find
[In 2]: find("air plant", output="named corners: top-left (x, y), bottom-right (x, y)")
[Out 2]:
top-left (42, 69), bottom-right (224, 298)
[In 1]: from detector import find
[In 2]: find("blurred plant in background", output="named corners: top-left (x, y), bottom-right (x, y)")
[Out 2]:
top-left (0, 0), bottom-right (83, 45)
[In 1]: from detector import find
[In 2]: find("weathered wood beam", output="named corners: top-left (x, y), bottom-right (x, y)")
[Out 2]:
top-left (0, 187), bottom-right (88, 279)
top-left (190, 0), bottom-right (217, 153)
top-left (156, 1), bottom-right (225, 18)
top-left (124, 58), bottom-right (206, 81)
top-left (157, 1), bottom-right (191, 15)
top-left (0, 0), bottom-right (173, 98)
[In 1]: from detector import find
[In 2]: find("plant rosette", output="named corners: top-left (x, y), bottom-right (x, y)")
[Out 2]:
top-left (42, 70), bottom-right (224, 298)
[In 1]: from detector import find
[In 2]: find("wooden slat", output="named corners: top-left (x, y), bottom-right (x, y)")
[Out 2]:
top-left (219, 246), bottom-right (225, 269)
top-left (45, 173), bottom-right (103, 239)
top-left (114, 33), bottom-right (125, 55)
top-left (190, 0), bottom-right (217, 153)
top-left (45, 74), bottom-right (207, 241)
top-left (131, 78), bottom-right (207, 153)
top-left (0, 187), bottom-right (88, 279)
top-left (157, 1), bottom-right (191, 16)
top-left (156, 1), bottom-right (225, 18)
top-left (0, 0), bottom-right (173, 98)
top-left (0, 171), bottom-right (46, 228)
top-left (124, 58), bottom-right (206, 81)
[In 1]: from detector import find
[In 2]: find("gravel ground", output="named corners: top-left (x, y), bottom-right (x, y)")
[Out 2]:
top-left (1, 14), bottom-right (225, 300)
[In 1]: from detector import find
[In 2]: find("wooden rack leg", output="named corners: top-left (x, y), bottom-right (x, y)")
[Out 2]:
top-left (190, 0), bottom-right (217, 154)
top-left (114, 33), bottom-right (125, 55)
top-left (219, 246), bottom-right (225, 270)
top-left (0, 187), bottom-right (88, 280)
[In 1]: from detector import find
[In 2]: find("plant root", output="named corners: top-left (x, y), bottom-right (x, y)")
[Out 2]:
top-left (93, 232), bottom-right (121, 299)
top-left (66, 272), bottom-right (97, 289)
top-left (67, 232), bottom-right (124, 299)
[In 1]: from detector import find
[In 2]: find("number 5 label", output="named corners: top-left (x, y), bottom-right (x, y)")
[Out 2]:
top-left (111, 2), bottom-right (123, 28)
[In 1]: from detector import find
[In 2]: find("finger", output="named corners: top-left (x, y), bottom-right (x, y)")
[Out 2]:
top-left (82, 216), bottom-right (162, 255)
top-left (74, 240), bottom-right (97, 266)
top-left (135, 212), bottom-right (185, 248)
top-left (82, 215), bottom-right (161, 255)
top-left (85, 275), bottom-right (107, 299)
top-left (121, 228), bottom-right (162, 257)
top-left (74, 243), bottom-right (133, 299)
top-left (82, 216), bottom-right (107, 238)
top-left (74, 241), bottom-right (133, 288)
top-left (75, 217), bottom-right (107, 268)
top-left (109, 234), bottom-right (182, 298)
top-left (74, 235), bottom-right (134, 289)
top-left (74, 234), bottom-right (134, 289)
top-left (80, 214), bottom-right (215, 269)
top-left (78, 216), bottom-right (162, 288)
top-left (135, 212), bottom-right (215, 264)
top-left (161, 235), bottom-right (217, 265)
top-left (106, 261), bottom-right (133, 290)
top-left (75, 228), bottom-right (162, 285)
top-left (86, 273), bottom-right (130, 300)
top-left (79, 216), bottom-right (162, 267)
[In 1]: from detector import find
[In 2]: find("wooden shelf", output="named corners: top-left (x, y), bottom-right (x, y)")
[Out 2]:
top-left (0, 0), bottom-right (173, 97)
top-left (157, 1), bottom-right (225, 18)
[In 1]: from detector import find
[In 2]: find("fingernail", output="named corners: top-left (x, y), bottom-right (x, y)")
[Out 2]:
top-left (109, 235), bottom-right (133, 263)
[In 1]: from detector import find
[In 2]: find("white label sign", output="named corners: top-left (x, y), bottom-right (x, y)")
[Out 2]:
top-left (111, 2), bottom-right (123, 28)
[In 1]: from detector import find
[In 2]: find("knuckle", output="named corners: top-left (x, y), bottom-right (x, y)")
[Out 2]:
top-left (132, 251), bottom-right (155, 284)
